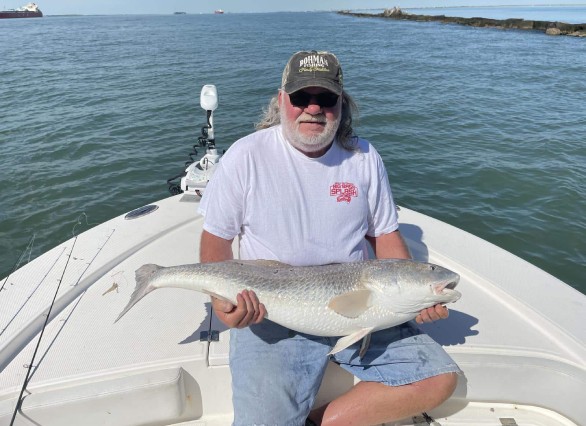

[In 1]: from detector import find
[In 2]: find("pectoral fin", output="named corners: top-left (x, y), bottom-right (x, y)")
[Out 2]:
top-left (328, 327), bottom-right (374, 355)
top-left (328, 289), bottom-right (373, 318)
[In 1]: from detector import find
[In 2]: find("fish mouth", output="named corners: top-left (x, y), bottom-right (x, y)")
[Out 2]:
top-left (432, 277), bottom-right (459, 295)
top-left (431, 276), bottom-right (461, 303)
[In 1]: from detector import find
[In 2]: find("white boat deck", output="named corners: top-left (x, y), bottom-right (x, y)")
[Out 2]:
top-left (1, 194), bottom-right (584, 425)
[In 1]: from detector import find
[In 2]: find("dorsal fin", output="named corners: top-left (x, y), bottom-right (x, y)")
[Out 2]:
top-left (230, 259), bottom-right (291, 268)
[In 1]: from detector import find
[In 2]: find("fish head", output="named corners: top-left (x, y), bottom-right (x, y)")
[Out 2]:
top-left (367, 259), bottom-right (461, 314)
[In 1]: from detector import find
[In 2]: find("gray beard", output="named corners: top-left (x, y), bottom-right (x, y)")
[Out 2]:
top-left (280, 109), bottom-right (340, 155)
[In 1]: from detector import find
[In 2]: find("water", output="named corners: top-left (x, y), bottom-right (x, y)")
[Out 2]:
top-left (1, 8), bottom-right (585, 294)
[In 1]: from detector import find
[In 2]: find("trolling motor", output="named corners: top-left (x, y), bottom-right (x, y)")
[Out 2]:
top-left (167, 85), bottom-right (223, 196)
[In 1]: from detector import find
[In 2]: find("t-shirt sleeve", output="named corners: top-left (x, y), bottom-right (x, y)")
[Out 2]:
top-left (198, 149), bottom-right (245, 240)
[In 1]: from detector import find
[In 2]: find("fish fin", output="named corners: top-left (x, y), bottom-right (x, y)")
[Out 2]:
top-left (358, 333), bottom-right (372, 359)
top-left (328, 327), bottom-right (374, 355)
top-left (115, 264), bottom-right (161, 322)
top-left (205, 291), bottom-right (233, 303)
top-left (328, 289), bottom-right (373, 318)
top-left (232, 259), bottom-right (291, 268)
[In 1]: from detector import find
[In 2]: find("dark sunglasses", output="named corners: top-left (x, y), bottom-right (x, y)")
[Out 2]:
top-left (288, 91), bottom-right (339, 108)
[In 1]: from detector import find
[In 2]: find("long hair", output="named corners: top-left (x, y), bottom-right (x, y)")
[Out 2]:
top-left (255, 90), bottom-right (359, 151)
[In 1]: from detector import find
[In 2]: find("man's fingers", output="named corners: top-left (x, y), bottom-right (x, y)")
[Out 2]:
top-left (212, 296), bottom-right (235, 313)
top-left (416, 305), bottom-right (449, 324)
top-left (236, 291), bottom-right (254, 327)
top-left (234, 290), bottom-right (265, 328)
top-left (252, 303), bottom-right (267, 324)
top-left (415, 310), bottom-right (428, 324)
top-left (211, 290), bottom-right (266, 329)
top-left (436, 304), bottom-right (449, 319)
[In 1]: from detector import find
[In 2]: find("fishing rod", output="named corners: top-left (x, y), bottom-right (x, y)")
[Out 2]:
top-left (9, 215), bottom-right (87, 425)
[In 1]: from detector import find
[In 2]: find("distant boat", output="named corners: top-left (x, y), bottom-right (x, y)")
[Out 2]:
top-left (173, 11), bottom-right (186, 15)
top-left (214, 9), bottom-right (224, 14)
top-left (0, 2), bottom-right (43, 19)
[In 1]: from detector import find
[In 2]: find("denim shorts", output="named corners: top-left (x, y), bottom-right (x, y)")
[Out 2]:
top-left (229, 320), bottom-right (460, 426)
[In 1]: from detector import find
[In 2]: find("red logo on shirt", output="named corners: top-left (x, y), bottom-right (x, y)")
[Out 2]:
top-left (330, 182), bottom-right (358, 203)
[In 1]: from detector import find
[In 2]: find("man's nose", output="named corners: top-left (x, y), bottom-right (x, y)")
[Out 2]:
top-left (303, 97), bottom-right (322, 114)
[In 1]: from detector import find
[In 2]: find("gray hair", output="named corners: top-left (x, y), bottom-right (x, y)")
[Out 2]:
top-left (255, 90), bottom-right (359, 151)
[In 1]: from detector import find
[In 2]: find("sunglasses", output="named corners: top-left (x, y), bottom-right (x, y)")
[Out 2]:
top-left (288, 91), bottom-right (339, 108)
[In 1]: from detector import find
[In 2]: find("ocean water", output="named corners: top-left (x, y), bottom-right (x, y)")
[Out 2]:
top-left (1, 9), bottom-right (585, 294)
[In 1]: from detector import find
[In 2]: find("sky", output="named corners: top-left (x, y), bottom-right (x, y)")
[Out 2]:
top-left (8, 0), bottom-right (585, 16)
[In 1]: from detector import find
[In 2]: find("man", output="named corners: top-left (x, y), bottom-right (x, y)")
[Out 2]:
top-left (199, 50), bottom-right (460, 426)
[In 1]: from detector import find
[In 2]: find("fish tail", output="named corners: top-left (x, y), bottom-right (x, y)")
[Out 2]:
top-left (115, 264), bottom-right (161, 322)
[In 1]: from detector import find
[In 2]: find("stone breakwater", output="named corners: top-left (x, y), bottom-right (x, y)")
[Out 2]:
top-left (338, 8), bottom-right (586, 37)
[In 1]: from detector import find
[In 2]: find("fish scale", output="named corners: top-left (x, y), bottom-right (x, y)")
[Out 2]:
top-left (117, 258), bottom-right (461, 354)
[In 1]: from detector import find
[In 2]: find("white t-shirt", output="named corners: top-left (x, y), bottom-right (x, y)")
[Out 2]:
top-left (198, 125), bottom-right (399, 266)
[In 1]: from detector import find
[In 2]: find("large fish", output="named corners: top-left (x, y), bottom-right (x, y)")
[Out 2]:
top-left (116, 259), bottom-right (460, 354)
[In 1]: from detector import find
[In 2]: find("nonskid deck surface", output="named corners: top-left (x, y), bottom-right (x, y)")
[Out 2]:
top-left (396, 402), bottom-right (578, 426)
top-left (103, 402), bottom-right (577, 426)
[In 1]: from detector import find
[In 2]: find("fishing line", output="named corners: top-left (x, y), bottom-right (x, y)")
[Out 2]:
top-left (0, 247), bottom-right (67, 339)
top-left (26, 229), bottom-right (117, 385)
top-left (9, 214), bottom-right (87, 425)
top-left (0, 233), bottom-right (36, 294)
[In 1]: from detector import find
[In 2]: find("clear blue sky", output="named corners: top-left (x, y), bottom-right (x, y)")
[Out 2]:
top-left (11, 0), bottom-right (586, 15)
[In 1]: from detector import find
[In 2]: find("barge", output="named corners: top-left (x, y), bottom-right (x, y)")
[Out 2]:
top-left (0, 2), bottom-right (42, 19)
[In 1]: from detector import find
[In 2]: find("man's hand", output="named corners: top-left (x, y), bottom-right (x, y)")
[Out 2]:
top-left (415, 304), bottom-right (449, 324)
top-left (212, 289), bottom-right (267, 329)
top-left (201, 231), bottom-right (267, 328)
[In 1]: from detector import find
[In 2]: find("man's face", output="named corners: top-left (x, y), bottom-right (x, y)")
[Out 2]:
top-left (279, 87), bottom-right (342, 157)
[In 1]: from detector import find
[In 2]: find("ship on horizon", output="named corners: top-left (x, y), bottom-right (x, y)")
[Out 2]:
top-left (0, 2), bottom-right (43, 18)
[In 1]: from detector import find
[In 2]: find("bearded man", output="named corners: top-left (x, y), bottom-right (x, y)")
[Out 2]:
top-left (198, 50), bottom-right (460, 426)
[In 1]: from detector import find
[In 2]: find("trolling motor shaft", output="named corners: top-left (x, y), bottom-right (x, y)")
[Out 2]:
top-left (168, 85), bottom-right (223, 196)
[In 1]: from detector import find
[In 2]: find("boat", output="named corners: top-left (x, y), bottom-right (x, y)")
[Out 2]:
top-left (214, 9), bottom-right (224, 14)
top-left (173, 12), bottom-right (186, 15)
top-left (1, 85), bottom-right (584, 425)
top-left (0, 2), bottom-right (42, 19)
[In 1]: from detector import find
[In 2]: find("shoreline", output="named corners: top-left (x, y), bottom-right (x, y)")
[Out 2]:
top-left (338, 8), bottom-right (586, 37)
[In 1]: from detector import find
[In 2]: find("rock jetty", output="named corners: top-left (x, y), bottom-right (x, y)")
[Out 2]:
top-left (338, 7), bottom-right (586, 37)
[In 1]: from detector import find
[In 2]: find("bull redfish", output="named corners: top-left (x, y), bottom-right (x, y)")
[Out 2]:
top-left (116, 259), bottom-right (460, 354)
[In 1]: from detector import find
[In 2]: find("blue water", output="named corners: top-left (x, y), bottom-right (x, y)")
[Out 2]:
top-left (1, 8), bottom-right (585, 294)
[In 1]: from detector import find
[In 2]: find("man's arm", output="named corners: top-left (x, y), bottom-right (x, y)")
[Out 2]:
top-left (365, 229), bottom-right (411, 260)
top-left (200, 230), bottom-right (266, 328)
top-left (200, 229), bottom-right (234, 263)
top-left (366, 230), bottom-right (449, 324)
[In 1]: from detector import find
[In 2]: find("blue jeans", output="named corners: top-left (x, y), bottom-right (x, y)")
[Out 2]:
top-left (229, 320), bottom-right (460, 426)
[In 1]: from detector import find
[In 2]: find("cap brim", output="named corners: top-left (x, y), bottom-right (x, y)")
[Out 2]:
top-left (283, 78), bottom-right (342, 95)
